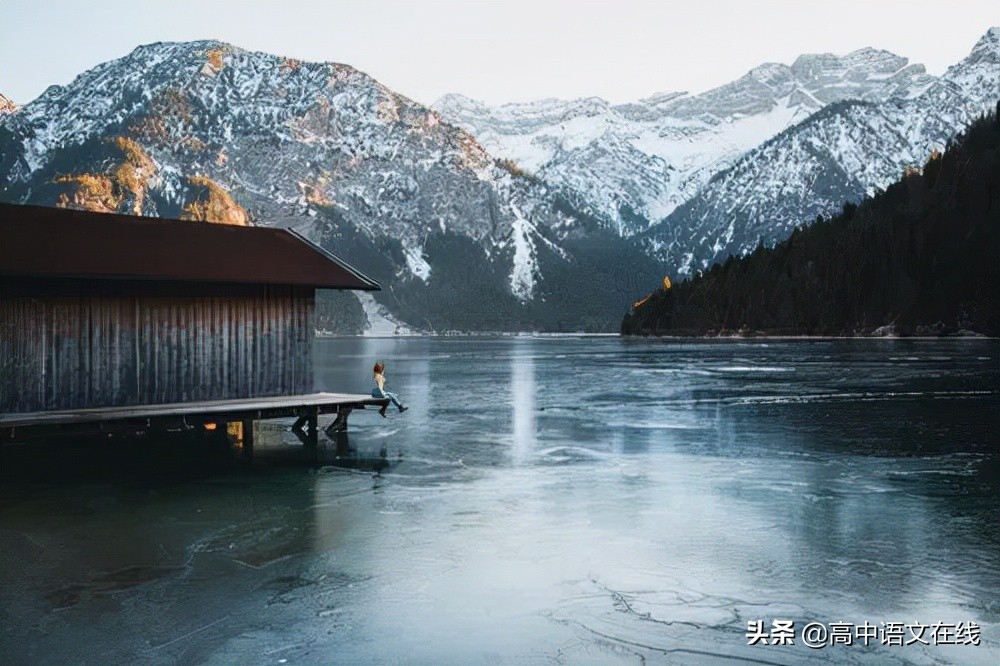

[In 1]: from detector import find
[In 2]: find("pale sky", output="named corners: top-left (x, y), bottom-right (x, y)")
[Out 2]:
top-left (1, 0), bottom-right (996, 107)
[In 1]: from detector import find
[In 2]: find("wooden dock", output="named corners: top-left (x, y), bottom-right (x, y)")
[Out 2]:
top-left (0, 392), bottom-right (390, 452)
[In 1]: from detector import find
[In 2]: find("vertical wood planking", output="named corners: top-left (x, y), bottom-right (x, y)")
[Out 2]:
top-left (0, 298), bottom-right (46, 412)
top-left (305, 291), bottom-right (316, 393)
top-left (2, 286), bottom-right (321, 413)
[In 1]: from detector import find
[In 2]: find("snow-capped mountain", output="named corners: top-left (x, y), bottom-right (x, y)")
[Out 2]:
top-left (3, 32), bottom-right (993, 331)
top-left (434, 46), bottom-right (937, 236)
top-left (640, 27), bottom-right (1000, 276)
top-left (0, 41), bottom-right (661, 332)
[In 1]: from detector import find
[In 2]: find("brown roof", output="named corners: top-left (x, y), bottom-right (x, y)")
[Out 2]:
top-left (0, 203), bottom-right (379, 290)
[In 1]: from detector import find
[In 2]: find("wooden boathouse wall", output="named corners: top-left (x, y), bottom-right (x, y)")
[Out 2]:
top-left (0, 203), bottom-right (381, 418)
top-left (1, 280), bottom-right (316, 413)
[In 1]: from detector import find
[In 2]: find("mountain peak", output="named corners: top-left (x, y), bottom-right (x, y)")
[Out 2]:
top-left (747, 61), bottom-right (793, 85)
top-left (637, 90), bottom-right (688, 107)
top-left (124, 39), bottom-right (240, 62)
top-left (0, 93), bottom-right (18, 117)
top-left (119, 39), bottom-right (366, 83)
top-left (142, 38), bottom-right (245, 53)
top-left (434, 92), bottom-right (482, 107)
top-left (942, 26), bottom-right (999, 96)
top-left (790, 47), bottom-right (911, 79)
top-left (842, 46), bottom-right (909, 68)
top-left (964, 26), bottom-right (1000, 64)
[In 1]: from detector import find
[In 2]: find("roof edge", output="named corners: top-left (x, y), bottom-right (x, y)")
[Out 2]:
top-left (285, 229), bottom-right (381, 291)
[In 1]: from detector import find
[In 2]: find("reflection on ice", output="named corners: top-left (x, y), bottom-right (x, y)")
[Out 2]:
top-left (511, 346), bottom-right (536, 465)
top-left (0, 337), bottom-right (997, 664)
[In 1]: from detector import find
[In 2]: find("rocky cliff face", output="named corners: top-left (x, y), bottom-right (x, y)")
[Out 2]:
top-left (0, 93), bottom-right (18, 118)
top-left (0, 41), bottom-right (661, 332)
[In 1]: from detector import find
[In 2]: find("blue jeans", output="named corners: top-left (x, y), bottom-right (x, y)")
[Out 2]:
top-left (372, 388), bottom-right (404, 410)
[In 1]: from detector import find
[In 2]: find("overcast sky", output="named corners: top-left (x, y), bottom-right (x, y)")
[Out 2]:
top-left (1, 0), bottom-right (996, 107)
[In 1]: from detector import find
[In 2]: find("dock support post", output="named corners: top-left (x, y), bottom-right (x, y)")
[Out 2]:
top-left (242, 419), bottom-right (254, 460)
top-left (292, 408), bottom-right (319, 449)
top-left (306, 408), bottom-right (318, 449)
top-left (325, 407), bottom-right (352, 436)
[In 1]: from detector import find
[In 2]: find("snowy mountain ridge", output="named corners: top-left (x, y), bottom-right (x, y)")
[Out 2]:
top-left (640, 27), bottom-right (1000, 276)
top-left (433, 44), bottom-right (938, 235)
top-left (1, 30), bottom-right (994, 332)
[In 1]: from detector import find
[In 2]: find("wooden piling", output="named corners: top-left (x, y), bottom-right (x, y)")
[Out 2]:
top-left (306, 407), bottom-right (318, 448)
top-left (241, 418), bottom-right (254, 459)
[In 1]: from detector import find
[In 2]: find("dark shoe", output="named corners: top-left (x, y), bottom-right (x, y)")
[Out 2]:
top-left (379, 405), bottom-right (388, 418)
top-left (398, 406), bottom-right (409, 413)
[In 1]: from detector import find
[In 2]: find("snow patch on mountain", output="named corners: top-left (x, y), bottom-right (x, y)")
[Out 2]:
top-left (508, 203), bottom-right (538, 302)
top-left (356, 292), bottom-right (418, 336)
top-left (402, 242), bottom-right (431, 282)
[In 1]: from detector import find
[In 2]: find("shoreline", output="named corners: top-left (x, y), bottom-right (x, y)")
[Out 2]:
top-left (315, 331), bottom-right (623, 339)
top-left (619, 333), bottom-right (999, 341)
top-left (315, 331), bottom-right (998, 341)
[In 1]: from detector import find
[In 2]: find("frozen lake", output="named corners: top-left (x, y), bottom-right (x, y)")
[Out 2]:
top-left (2, 337), bottom-right (998, 664)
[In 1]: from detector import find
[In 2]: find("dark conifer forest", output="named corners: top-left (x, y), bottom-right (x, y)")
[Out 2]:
top-left (622, 104), bottom-right (1000, 337)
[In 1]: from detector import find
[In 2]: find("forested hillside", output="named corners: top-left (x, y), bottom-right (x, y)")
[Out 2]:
top-left (622, 105), bottom-right (1000, 337)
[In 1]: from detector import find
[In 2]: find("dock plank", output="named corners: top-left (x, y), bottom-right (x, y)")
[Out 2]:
top-left (1, 392), bottom-right (387, 430)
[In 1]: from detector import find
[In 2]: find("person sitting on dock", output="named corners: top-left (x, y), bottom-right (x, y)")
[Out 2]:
top-left (372, 361), bottom-right (408, 417)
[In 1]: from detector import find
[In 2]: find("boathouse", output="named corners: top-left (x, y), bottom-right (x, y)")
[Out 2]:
top-left (0, 203), bottom-right (386, 447)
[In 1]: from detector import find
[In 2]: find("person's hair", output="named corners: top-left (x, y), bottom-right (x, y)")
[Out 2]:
top-left (373, 361), bottom-right (385, 374)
